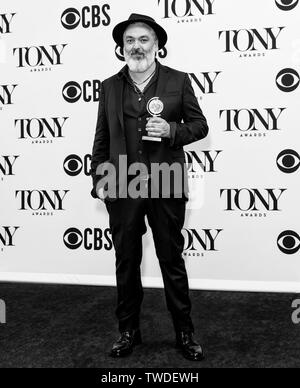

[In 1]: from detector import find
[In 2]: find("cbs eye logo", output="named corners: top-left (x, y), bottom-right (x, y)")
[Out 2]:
top-left (61, 8), bottom-right (81, 30)
top-left (115, 45), bottom-right (168, 62)
top-left (277, 231), bottom-right (300, 255)
top-left (64, 228), bottom-right (82, 250)
top-left (62, 81), bottom-right (82, 103)
top-left (64, 155), bottom-right (91, 177)
top-left (276, 68), bottom-right (300, 92)
top-left (275, 0), bottom-right (299, 10)
top-left (277, 150), bottom-right (300, 173)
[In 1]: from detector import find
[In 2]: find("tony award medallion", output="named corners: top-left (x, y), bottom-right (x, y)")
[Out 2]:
top-left (143, 97), bottom-right (164, 142)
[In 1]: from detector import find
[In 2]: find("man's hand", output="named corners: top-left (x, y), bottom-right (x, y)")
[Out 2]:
top-left (97, 187), bottom-right (105, 202)
top-left (146, 117), bottom-right (170, 138)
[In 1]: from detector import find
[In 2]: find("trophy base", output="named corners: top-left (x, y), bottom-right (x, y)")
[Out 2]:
top-left (142, 136), bottom-right (162, 142)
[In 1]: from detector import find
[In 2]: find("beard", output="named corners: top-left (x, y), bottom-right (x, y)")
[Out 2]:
top-left (124, 45), bottom-right (156, 73)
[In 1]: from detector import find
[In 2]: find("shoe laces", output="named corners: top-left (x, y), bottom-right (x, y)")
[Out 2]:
top-left (178, 331), bottom-right (195, 345)
top-left (119, 331), bottom-right (133, 344)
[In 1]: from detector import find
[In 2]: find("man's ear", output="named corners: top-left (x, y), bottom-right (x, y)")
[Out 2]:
top-left (155, 41), bottom-right (159, 57)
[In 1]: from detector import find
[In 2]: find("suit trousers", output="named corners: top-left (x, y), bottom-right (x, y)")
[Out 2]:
top-left (105, 186), bottom-right (195, 335)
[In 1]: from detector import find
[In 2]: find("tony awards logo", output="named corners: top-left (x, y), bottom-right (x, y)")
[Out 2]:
top-left (143, 97), bottom-right (164, 142)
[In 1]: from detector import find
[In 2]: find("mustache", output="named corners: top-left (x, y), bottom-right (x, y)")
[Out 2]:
top-left (130, 49), bottom-right (145, 56)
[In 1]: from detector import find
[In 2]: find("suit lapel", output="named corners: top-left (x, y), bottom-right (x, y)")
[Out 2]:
top-left (115, 77), bottom-right (125, 133)
top-left (155, 62), bottom-right (170, 97)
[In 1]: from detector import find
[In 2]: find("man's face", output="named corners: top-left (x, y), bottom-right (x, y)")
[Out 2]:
top-left (123, 23), bottom-right (158, 73)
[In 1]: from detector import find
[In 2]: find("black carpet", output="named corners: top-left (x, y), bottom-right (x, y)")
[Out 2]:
top-left (0, 282), bottom-right (299, 368)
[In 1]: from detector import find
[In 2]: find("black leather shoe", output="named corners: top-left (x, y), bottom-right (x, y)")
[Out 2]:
top-left (110, 329), bottom-right (142, 358)
top-left (176, 332), bottom-right (204, 361)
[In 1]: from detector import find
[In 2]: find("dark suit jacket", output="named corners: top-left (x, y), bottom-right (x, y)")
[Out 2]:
top-left (91, 61), bottom-right (209, 202)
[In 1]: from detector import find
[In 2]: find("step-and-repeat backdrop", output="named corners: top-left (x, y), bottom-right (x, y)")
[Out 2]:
top-left (1, 0), bottom-right (300, 292)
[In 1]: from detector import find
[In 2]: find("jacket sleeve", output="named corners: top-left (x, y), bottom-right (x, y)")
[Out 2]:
top-left (90, 83), bottom-right (110, 199)
top-left (169, 73), bottom-right (209, 149)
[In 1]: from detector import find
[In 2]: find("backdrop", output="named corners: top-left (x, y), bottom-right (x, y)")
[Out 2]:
top-left (1, 0), bottom-right (300, 292)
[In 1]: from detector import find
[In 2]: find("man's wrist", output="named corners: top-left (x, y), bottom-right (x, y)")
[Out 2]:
top-left (166, 123), bottom-right (171, 138)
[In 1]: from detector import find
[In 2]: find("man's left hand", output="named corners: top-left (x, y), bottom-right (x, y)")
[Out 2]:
top-left (146, 117), bottom-right (170, 138)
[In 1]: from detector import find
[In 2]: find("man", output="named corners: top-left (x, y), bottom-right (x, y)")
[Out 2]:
top-left (91, 14), bottom-right (209, 361)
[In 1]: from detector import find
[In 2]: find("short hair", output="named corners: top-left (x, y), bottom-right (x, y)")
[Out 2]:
top-left (123, 22), bottom-right (158, 43)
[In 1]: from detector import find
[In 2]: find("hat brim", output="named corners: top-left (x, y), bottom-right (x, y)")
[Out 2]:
top-left (112, 18), bottom-right (168, 50)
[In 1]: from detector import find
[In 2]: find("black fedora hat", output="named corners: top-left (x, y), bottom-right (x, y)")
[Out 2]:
top-left (112, 13), bottom-right (168, 50)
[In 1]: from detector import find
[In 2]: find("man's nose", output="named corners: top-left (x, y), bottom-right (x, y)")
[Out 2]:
top-left (133, 40), bottom-right (141, 49)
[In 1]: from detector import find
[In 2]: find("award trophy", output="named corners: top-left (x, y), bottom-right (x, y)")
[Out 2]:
top-left (142, 97), bottom-right (164, 142)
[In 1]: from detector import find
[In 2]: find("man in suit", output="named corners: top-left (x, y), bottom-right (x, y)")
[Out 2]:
top-left (91, 14), bottom-right (209, 361)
